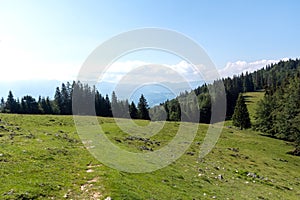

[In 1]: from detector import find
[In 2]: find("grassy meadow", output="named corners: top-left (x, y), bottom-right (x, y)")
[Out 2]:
top-left (243, 91), bottom-right (265, 122)
top-left (0, 92), bottom-right (299, 199)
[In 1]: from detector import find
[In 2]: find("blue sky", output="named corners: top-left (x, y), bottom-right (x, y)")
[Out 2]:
top-left (0, 0), bottom-right (299, 81)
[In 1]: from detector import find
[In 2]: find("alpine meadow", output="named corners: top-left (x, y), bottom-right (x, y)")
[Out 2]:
top-left (1, 1), bottom-right (300, 200)
top-left (1, 59), bottom-right (300, 199)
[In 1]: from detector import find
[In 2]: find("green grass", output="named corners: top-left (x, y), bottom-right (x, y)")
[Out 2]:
top-left (0, 114), bottom-right (108, 199)
top-left (0, 101), bottom-right (300, 199)
top-left (243, 91), bottom-right (265, 122)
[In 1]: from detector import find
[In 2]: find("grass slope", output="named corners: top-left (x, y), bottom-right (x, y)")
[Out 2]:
top-left (243, 91), bottom-right (265, 122)
top-left (0, 93), bottom-right (299, 199)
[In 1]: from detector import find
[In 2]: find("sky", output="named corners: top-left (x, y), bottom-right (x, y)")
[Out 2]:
top-left (0, 0), bottom-right (300, 83)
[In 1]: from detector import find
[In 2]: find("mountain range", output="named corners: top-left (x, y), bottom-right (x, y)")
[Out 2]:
top-left (0, 80), bottom-right (203, 107)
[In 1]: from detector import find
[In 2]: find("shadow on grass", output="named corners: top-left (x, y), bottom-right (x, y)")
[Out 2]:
top-left (258, 133), bottom-right (294, 143)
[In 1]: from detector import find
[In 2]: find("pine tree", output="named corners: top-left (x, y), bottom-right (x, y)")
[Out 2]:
top-left (129, 101), bottom-right (138, 119)
top-left (232, 93), bottom-right (251, 129)
top-left (95, 90), bottom-right (102, 116)
top-left (111, 91), bottom-right (120, 117)
top-left (199, 93), bottom-right (211, 123)
top-left (61, 83), bottom-right (69, 115)
top-left (54, 87), bottom-right (62, 114)
top-left (254, 93), bottom-right (275, 135)
top-left (137, 94), bottom-right (150, 120)
top-left (0, 97), bottom-right (5, 112)
top-left (40, 97), bottom-right (53, 114)
top-left (21, 95), bottom-right (40, 114)
top-left (164, 100), bottom-right (170, 121)
top-left (104, 95), bottom-right (112, 117)
top-left (168, 99), bottom-right (181, 121)
top-left (121, 99), bottom-right (130, 118)
top-left (5, 91), bottom-right (18, 113)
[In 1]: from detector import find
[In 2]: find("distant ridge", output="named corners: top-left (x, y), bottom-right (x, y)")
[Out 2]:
top-left (0, 80), bottom-right (204, 107)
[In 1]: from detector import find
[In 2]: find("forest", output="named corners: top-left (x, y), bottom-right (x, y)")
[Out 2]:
top-left (0, 83), bottom-right (150, 121)
top-left (1, 59), bottom-right (300, 155)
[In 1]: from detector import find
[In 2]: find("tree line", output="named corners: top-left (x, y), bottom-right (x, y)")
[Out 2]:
top-left (1, 58), bottom-right (299, 155)
top-left (0, 81), bottom-right (150, 120)
top-left (254, 71), bottom-right (300, 155)
top-left (2, 58), bottom-right (297, 124)
top-left (222, 58), bottom-right (300, 155)
top-left (1, 58), bottom-right (299, 131)
top-left (157, 59), bottom-right (300, 124)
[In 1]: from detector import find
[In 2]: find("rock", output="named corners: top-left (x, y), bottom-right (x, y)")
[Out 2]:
top-left (243, 155), bottom-right (249, 160)
top-left (228, 147), bottom-right (239, 152)
top-left (115, 138), bottom-right (122, 143)
top-left (247, 172), bottom-right (259, 178)
top-left (9, 133), bottom-right (16, 140)
top-left (230, 153), bottom-right (240, 158)
top-left (291, 148), bottom-right (300, 156)
top-left (217, 174), bottom-right (224, 180)
top-left (186, 152), bottom-right (195, 156)
top-left (198, 168), bottom-right (204, 173)
top-left (279, 158), bottom-right (288, 162)
top-left (139, 146), bottom-right (153, 151)
top-left (93, 192), bottom-right (101, 199)
top-left (125, 136), bottom-right (135, 141)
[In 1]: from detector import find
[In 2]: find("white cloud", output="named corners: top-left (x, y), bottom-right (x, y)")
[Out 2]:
top-left (100, 60), bottom-right (149, 82)
top-left (101, 60), bottom-right (204, 83)
top-left (218, 58), bottom-right (289, 78)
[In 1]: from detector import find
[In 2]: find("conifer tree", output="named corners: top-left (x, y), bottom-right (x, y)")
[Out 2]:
top-left (104, 95), bottom-right (112, 117)
top-left (138, 94), bottom-right (150, 120)
top-left (20, 95), bottom-right (40, 114)
top-left (232, 93), bottom-right (251, 129)
top-left (61, 83), bottom-right (69, 115)
top-left (111, 91), bottom-right (120, 117)
top-left (5, 91), bottom-right (18, 113)
top-left (54, 87), bottom-right (62, 114)
top-left (0, 97), bottom-right (5, 112)
top-left (129, 101), bottom-right (138, 119)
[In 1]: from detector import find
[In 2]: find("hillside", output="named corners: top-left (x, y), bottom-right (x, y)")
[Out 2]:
top-left (1, 60), bottom-right (300, 199)
top-left (0, 111), bottom-right (299, 199)
top-left (243, 91), bottom-right (265, 122)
